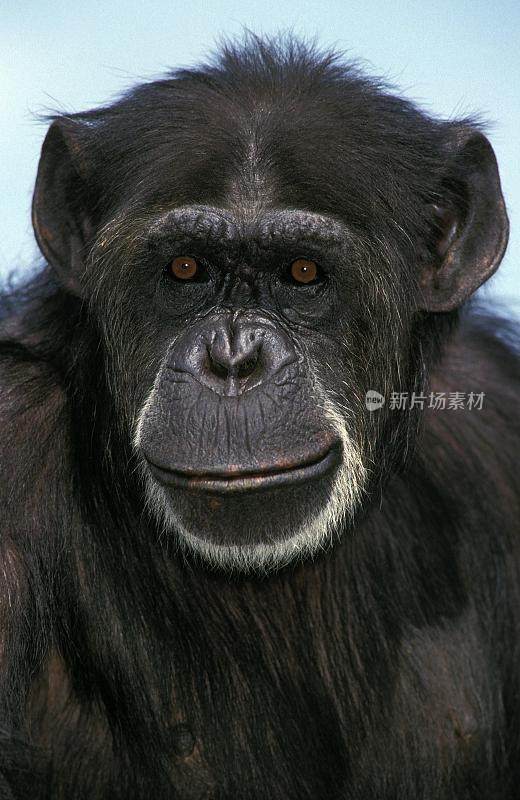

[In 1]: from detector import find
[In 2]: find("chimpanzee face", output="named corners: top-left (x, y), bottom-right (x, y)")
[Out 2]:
top-left (32, 62), bottom-right (508, 571)
top-left (121, 205), bottom-right (373, 571)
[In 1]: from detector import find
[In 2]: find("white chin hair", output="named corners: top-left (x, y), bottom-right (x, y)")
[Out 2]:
top-left (135, 378), bottom-right (367, 572)
top-left (140, 430), bottom-right (366, 574)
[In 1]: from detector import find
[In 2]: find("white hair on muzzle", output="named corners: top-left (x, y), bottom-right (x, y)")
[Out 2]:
top-left (134, 379), bottom-right (368, 573)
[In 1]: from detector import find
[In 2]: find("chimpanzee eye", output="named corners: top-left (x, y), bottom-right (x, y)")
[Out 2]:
top-left (168, 256), bottom-right (199, 281)
top-left (289, 258), bottom-right (320, 285)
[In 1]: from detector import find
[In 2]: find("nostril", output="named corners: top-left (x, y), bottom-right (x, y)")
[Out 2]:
top-left (207, 347), bottom-right (231, 380)
top-left (211, 359), bottom-right (230, 380)
top-left (236, 353), bottom-right (260, 379)
top-left (206, 340), bottom-right (261, 382)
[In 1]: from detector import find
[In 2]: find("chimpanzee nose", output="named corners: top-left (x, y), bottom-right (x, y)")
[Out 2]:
top-left (168, 313), bottom-right (297, 397)
top-left (208, 327), bottom-right (263, 382)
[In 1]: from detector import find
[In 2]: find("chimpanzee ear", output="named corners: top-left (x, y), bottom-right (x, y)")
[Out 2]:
top-left (419, 129), bottom-right (509, 312)
top-left (32, 118), bottom-right (95, 295)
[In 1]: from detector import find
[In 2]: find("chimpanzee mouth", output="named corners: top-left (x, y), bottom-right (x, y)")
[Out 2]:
top-left (144, 443), bottom-right (342, 495)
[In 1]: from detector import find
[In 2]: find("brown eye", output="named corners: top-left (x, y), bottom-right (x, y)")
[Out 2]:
top-left (169, 256), bottom-right (199, 281)
top-left (290, 258), bottom-right (318, 284)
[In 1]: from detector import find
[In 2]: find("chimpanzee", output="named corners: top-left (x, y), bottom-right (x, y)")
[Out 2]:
top-left (0, 34), bottom-right (519, 800)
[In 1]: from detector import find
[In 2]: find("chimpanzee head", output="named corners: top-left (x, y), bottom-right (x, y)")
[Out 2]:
top-left (31, 37), bottom-right (508, 570)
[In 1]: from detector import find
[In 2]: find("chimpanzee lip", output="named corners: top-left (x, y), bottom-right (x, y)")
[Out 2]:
top-left (144, 443), bottom-right (341, 495)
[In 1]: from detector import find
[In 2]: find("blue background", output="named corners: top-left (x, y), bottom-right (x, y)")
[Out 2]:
top-left (1, 0), bottom-right (519, 308)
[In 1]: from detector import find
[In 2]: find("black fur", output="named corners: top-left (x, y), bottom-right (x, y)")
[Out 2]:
top-left (1, 35), bottom-right (519, 799)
